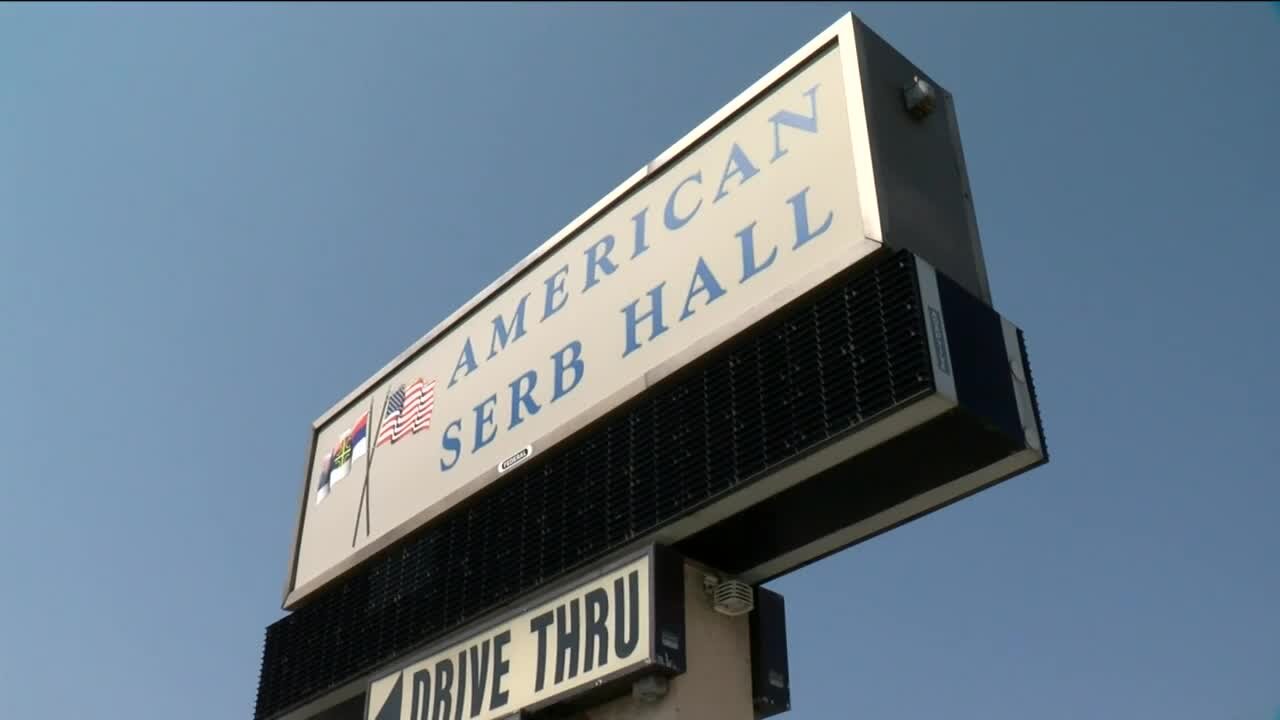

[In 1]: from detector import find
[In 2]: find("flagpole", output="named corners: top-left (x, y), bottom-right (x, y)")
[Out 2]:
top-left (353, 390), bottom-right (391, 548)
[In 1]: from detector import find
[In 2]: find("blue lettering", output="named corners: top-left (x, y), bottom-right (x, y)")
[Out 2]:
top-left (630, 208), bottom-right (650, 259)
top-left (488, 293), bottom-right (529, 360)
top-left (769, 84), bottom-right (821, 162)
top-left (583, 235), bottom-right (618, 293)
top-left (551, 341), bottom-right (585, 403)
top-left (543, 264), bottom-right (570, 321)
top-left (440, 420), bottom-right (463, 471)
top-left (680, 257), bottom-right (726, 321)
top-left (473, 395), bottom-right (498, 453)
top-left (789, 186), bottom-right (833, 249)
top-left (664, 173), bottom-right (702, 231)
top-left (622, 283), bottom-right (668, 358)
top-left (509, 370), bottom-right (540, 429)
top-left (714, 143), bottom-right (759, 202)
top-left (737, 221), bottom-right (777, 283)
top-left (448, 339), bottom-right (478, 388)
top-left (432, 659), bottom-right (453, 720)
top-left (410, 669), bottom-right (432, 720)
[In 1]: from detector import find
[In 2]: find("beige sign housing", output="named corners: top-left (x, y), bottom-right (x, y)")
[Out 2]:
top-left (286, 17), bottom-right (895, 608)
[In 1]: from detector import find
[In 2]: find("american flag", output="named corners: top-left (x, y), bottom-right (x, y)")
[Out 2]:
top-left (375, 378), bottom-right (436, 447)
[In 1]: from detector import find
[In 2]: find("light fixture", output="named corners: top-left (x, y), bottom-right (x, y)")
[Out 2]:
top-left (703, 574), bottom-right (755, 617)
top-left (904, 75), bottom-right (937, 120)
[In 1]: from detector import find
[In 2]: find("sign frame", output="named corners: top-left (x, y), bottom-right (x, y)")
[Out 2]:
top-left (361, 544), bottom-right (687, 720)
top-left (281, 12), bottom-right (889, 609)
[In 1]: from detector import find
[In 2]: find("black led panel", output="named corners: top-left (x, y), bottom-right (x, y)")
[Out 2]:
top-left (254, 249), bottom-right (1046, 720)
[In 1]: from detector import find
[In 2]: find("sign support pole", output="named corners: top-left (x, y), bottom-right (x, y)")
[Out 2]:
top-left (575, 562), bottom-right (758, 720)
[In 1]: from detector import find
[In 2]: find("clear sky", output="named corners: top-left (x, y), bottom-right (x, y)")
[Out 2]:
top-left (1, 3), bottom-right (1276, 719)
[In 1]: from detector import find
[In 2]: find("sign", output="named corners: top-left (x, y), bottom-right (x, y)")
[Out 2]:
top-left (285, 26), bottom-right (884, 608)
top-left (364, 547), bottom-right (685, 720)
top-left (255, 13), bottom-right (1049, 720)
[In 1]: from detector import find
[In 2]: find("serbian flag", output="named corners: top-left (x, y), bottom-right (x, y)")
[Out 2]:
top-left (350, 412), bottom-right (370, 461)
top-left (328, 411), bottom-right (370, 486)
top-left (316, 451), bottom-right (333, 504)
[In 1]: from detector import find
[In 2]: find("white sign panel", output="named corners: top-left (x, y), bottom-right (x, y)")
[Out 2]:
top-left (365, 553), bottom-right (677, 720)
top-left (286, 24), bottom-right (882, 607)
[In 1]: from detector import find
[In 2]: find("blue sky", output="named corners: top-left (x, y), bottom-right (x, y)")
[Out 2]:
top-left (1, 3), bottom-right (1276, 719)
